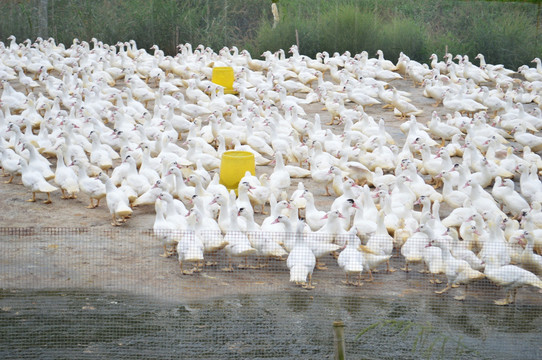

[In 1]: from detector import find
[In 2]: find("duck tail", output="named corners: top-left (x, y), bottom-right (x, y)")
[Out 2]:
top-left (290, 265), bottom-right (309, 283)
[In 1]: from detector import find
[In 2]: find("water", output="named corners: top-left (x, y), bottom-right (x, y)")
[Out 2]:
top-left (1, 289), bottom-right (541, 359)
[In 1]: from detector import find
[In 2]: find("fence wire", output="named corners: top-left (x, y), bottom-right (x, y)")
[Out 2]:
top-left (1, 227), bottom-right (541, 359)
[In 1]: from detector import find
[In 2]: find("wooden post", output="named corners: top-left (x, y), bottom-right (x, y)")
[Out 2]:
top-left (37, 0), bottom-right (49, 38)
top-left (333, 320), bottom-right (346, 360)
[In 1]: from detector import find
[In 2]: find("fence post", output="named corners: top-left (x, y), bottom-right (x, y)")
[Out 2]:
top-left (333, 320), bottom-right (346, 360)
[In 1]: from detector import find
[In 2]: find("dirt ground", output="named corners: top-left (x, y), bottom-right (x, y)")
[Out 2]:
top-left (1, 69), bottom-right (541, 306)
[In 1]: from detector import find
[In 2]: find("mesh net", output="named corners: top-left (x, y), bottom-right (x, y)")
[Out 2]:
top-left (1, 228), bottom-right (542, 359)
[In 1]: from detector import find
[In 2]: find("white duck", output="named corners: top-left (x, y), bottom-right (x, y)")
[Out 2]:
top-left (365, 210), bottom-right (395, 273)
top-left (427, 237), bottom-right (485, 301)
top-left (54, 149), bottom-right (79, 199)
top-left (337, 229), bottom-right (365, 286)
top-left (287, 220), bottom-right (316, 289)
top-left (18, 157), bottom-right (58, 204)
top-left (70, 159), bottom-right (106, 208)
top-left (0, 147), bottom-right (22, 184)
top-left (98, 172), bottom-right (133, 226)
top-left (269, 151), bottom-right (291, 200)
top-left (153, 198), bottom-right (182, 257)
top-left (238, 207), bottom-right (287, 265)
top-left (518, 231), bottom-right (542, 276)
top-left (176, 212), bottom-right (205, 275)
top-left (484, 255), bottom-right (542, 305)
top-left (223, 206), bottom-right (257, 271)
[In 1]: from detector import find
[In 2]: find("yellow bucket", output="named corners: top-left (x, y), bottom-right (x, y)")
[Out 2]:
top-left (212, 66), bottom-right (237, 94)
top-left (219, 151), bottom-right (255, 195)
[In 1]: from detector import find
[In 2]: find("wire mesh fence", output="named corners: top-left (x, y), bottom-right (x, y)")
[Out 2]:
top-left (1, 227), bottom-right (542, 359)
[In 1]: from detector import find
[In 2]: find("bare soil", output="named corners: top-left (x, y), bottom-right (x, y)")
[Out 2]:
top-left (1, 72), bottom-right (540, 305)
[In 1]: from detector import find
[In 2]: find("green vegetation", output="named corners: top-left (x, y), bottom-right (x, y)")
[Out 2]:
top-left (355, 319), bottom-right (482, 359)
top-left (0, 0), bottom-right (540, 69)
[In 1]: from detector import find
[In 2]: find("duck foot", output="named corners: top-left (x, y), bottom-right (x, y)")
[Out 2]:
top-left (221, 267), bottom-right (234, 272)
top-left (451, 284), bottom-right (460, 288)
top-left (387, 267), bottom-right (397, 273)
top-left (302, 283), bottom-right (315, 290)
top-left (494, 298), bottom-right (512, 306)
top-left (237, 264), bottom-right (249, 269)
top-left (43, 199), bottom-right (52, 204)
top-left (454, 295), bottom-right (466, 301)
top-left (429, 279), bottom-right (442, 284)
top-left (205, 261), bottom-right (218, 266)
top-left (315, 265), bottom-right (328, 270)
top-left (182, 269), bottom-right (195, 275)
top-left (401, 267), bottom-right (410, 272)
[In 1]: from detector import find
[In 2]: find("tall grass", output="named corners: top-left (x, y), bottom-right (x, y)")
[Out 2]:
top-left (0, 0), bottom-right (540, 69)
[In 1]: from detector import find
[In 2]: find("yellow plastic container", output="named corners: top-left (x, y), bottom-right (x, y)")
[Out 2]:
top-left (219, 151), bottom-right (255, 195)
top-left (212, 66), bottom-right (237, 94)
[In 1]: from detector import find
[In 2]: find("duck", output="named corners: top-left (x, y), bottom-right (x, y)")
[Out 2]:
top-left (516, 163), bottom-right (542, 203)
top-left (337, 229), bottom-right (365, 286)
top-left (237, 207), bottom-right (287, 266)
top-left (175, 217), bottom-right (205, 275)
top-left (493, 178), bottom-right (529, 218)
top-left (162, 164), bottom-right (192, 202)
top-left (121, 154), bottom-right (151, 197)
top-left (484, 255), bottom-right (542, 305)
top-left (400, 228), bottom-right (428, 273)
top-left (463, 180), bottom-right (506, 219)
top-left (436, 170), bottom-right (469, 209)
top-left (268, 151), bottom-right (291, 200)
top-left (20, 142), bottom-right (54, 181)
top-left (426, 236), bottom-right (485, 301)
top-left (391, 87), bottom-right (423, 118)
top-left (331, 177), bottom-right (360, 210)
top-left (186, 207), bottom-right (226, 254)
top-left (223, 206), bottom-right (258, 271)
top-left (511, 123), bottom-right (542, 153)
top-left (53, 148), bottom-right (79, 199)
top-left (427, 111), bottom-right (462, 147)
top-left (478, 217), bottom-right (511, 267)
top-left (0, 147), bottom-right (22, 184)
top-left (88, 130), bottom-right (118, 171)
top-left (316, 210), bottom-right (349, 249)
top-left (443, 89), bottom-right (487, 116)
top-left (70, 159), bottom-right (106, 208)
top-left (297, 190), bottom-right (325, 231)
top-left (152, 198), bottom-right (181, 257)
top-left (518, 231), bottom-right (542, 276)
top-left (347, 198), bottom-right (376, 237)
top-left (18, 156), bottom-right (58, 204)
top-left (98, 172), bottom-right (133, 226)
top-left (443, 228), bottom-right (484, 272)
top-left (417, 223), bottom-right (446, 284)
top-left (236, 181), bottom-right (256, 219)
top-left (132, 179), bottom-right (168, 207)
top-left (287, 220), bottom-right (316, 289)
top-left (365, 210), bottom-right (395, 273)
